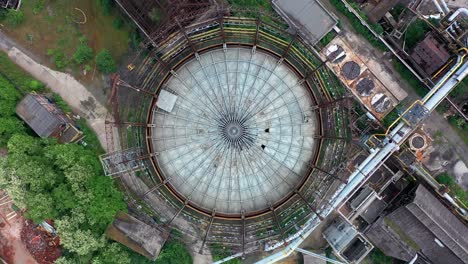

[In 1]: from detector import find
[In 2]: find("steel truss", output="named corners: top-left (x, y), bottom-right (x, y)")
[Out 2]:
top-left (105, 11), bottom-right (357, 258)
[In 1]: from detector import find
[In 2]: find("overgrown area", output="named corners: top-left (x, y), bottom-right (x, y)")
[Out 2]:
top-left (0, 0), bottom-right (141, 79)
top-left (404, 19), bottom-right (432, 51)
top-left (436, 172), bottom-right (468, 206)
top-left (211, 244), bottom-right (242, 264)
top-left (0, 52), bottom-right (192, 263)
top-left (365, 248), bottom-right (403, 264)
top-left (329, 0), bottom-right (386, 50)
top-left (228, 0), bottom-right (273, 12)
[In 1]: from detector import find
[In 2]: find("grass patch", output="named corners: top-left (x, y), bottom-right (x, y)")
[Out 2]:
top-left (368, 248), bottom-right (402, 264)
top-left (228, 0), bottom-right (274, 12)
top-left (405, 19), bottom-right (431, 51)
top-left (382, 107), bottom-right (400, 129)
top-left (211, 244), bottom-right (242, 264)
top-left (392, 60), bottom-right (426, 97)
top-left (383, 217), bottom-right (420, 250)
top-left (437, 172), bottom-right (468, 206)
top-left (2, 0), bottom-right (130, 75)
top-left (0, 52), bottom-right (45, 92)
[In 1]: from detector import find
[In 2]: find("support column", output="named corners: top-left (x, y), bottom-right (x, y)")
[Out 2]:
top-left (200, 211), bottom-right (216, 254)
top-left (311, 165), bottom-right (347, 184)
top-left (165, 199), bottom-right (189, 227)
top-left (270, 206), bottom-right (286, 242)
top-left (294, 190), bottom-right (324, 220)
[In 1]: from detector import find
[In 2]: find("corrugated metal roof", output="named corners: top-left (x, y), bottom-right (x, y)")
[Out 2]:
top-left (272, 0), bottom-right (337, 44)
top-left (16, 94), bottom-right (68, 138)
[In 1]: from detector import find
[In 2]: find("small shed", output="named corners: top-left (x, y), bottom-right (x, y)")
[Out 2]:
top-left (16, 94), bottom-right (84, 143)
top-left (106, 212), bottom-right (169, 260)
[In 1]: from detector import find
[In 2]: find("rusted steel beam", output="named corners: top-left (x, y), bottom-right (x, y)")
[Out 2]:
top-left (294, 190), bottom-right (324, 221)
top-left (199, 211), bottom-right (216, 254)
top-left (270, 206), bottom-right (286, 242)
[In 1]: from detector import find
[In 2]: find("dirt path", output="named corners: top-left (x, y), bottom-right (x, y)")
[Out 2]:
top-left (0, 192), bottom-right (37, 264)
top-left (0, 31), bottom-right (109, 151)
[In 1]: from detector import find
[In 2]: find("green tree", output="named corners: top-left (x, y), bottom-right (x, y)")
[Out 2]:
top-left (73, 43), bottom-right (94, 65)
top-left (6, 10), bottom-right (24, 27)
top-left (24, 192), bottom-right (59, 222)
top-left (0, 117), bottom-right (25, 146)
top-left (155, 241), bottom-right (192, 264)
top-left (56, 215), bottom-right (105, 256)
top-left (95, 50), bottom-right (117, 74)
top-left (0, 76), bottom-right (21, 117)
top-left (98, 0), bottom-right (114, 15)
top-left (52, 183), bottom-right (77, 214)
top-left (91, 243), bottom-right (131, 264)
top-left (85, 176), bottom-right (126, 229)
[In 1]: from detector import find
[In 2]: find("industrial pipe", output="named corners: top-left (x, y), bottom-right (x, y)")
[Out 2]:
top-left (448, 8), bottom-right (468, 22)
top-left (438, 0), bottom-right (450, 13)
top-left (431, 0), bottom-right (445, 15)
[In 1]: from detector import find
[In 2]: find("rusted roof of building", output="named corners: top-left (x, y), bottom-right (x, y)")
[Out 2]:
top-left (411, 33), bottom-right (451, 76)
top-left (365, 185), bottom-right (468, 263)
top-left (16, 94), bottom-right (69, 138)
top-left (106, 212), bottom-right (169, 260)
top-left (16, 94), bottom-right (83, 143)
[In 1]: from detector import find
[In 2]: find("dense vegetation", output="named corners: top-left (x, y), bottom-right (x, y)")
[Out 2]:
top-left (437, 172), bottom-right (468, 206)
top-left (0, 0), bottom-right (136, 75)
top-left (329, 0), bottom-right (386, 50)
top-left (95, 49), bottom-right (117, 74)
top-left (405, 19), bottom-right (431, 51)
top-left (0, 51), bottom-right (194, 263)
top-left (211, 244), bottom-right (242, 264)
top-left (0, 52), bottom-right (128, 262)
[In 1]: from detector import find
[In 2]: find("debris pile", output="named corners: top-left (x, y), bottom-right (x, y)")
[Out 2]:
top-left (20, 220), bottom-right (61, 264)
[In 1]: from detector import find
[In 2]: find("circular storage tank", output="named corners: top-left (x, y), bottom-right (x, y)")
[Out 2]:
top-left (410, 134), bottom-right (427, 150)
top-left (356, 78), bottom-right (375, 97)
top-left (149, 47), bottom-right (318, 215)
top-left (342, 61), bottom-right (361, 80)
top-left (371, 93), bottom-right (391, 113)
top-left (326, 45), bottom-right (346, 63)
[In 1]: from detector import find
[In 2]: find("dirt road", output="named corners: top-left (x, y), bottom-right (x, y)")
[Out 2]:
top-left (0, 30), bottom-right (109, 152)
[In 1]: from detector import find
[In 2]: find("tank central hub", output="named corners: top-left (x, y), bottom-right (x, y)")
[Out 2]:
top-left (225, 122), bottom-right (244, 140)
top-left (218, 115), bottom-right (255, 151)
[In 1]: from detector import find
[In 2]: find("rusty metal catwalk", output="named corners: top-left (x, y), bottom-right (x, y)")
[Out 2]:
top-left (103, 11), bottom-right (355, 258)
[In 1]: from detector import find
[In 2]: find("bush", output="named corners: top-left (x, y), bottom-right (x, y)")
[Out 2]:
top-left (29, 80), bottom-right (45, 91)
top-left (155, 241), bottom-right (192, 264)
top-left (6, 10), bottom-right (24, 27)
top-left (405, 19), bottom-right (430, 51)
top-left (95, 49), bottom-right (117, 74)
top-left (72, 43), bottom-right (94, 65)
top-left (98, 0), bottom-right (114, 15)
top-left (112, 17), bottom-right (124, 29)
top-left (0, 52), bottom-right (46, 92)
top-left (47, 48), bottom-right (68, 69)
top-left (0, 8), bottom-right (8, 21)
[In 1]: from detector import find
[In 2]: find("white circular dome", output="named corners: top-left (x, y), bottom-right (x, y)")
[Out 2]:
top-left (149, 47), bottom-right (318, 215)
